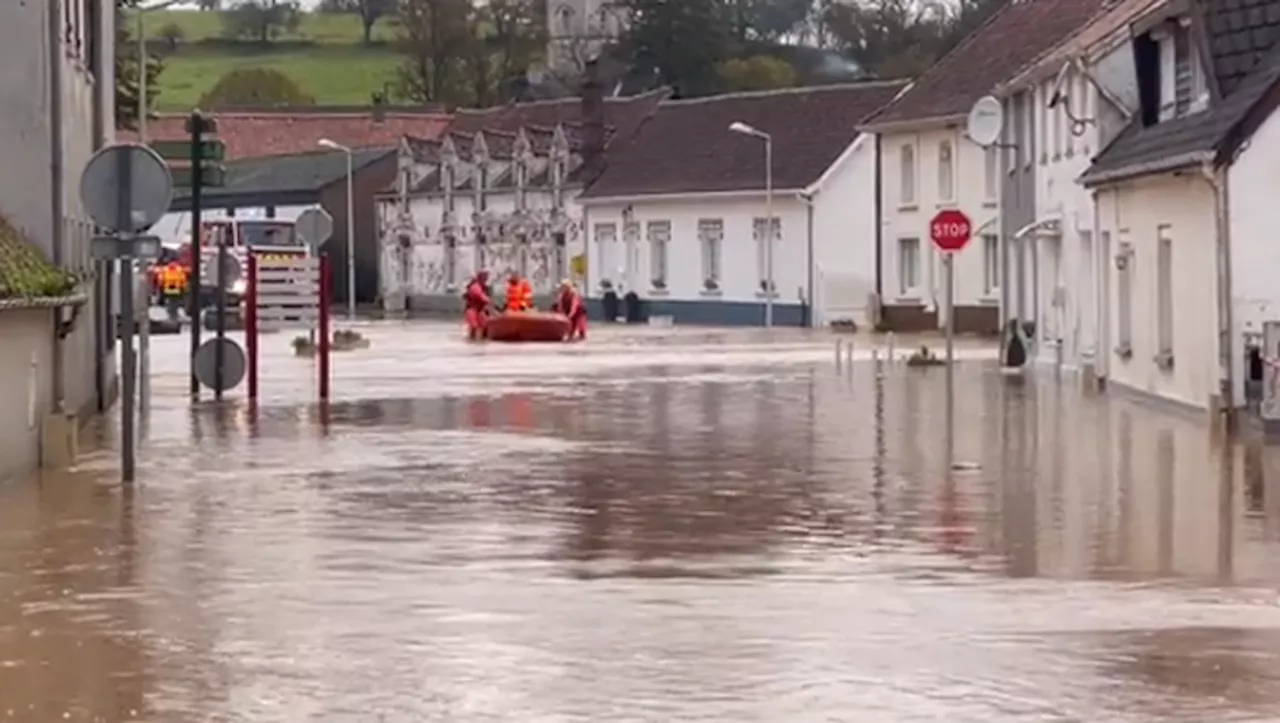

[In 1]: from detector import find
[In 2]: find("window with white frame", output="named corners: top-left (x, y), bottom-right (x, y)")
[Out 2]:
top-left (594, 222), bottom-right (616, 288)
top-left (937, 140), bottom-right (954, 202)
top-left (983, 146), bottom-right (998, 201)
top-left (753, 217), bottom-right (780, 293)
top-left (898, 237), bottom-right (921, 296)
top-left (982, 234), bottom-right (999, 295)
top-left (698, 219), bottom-right (723, 290)
top-left (899, 143), bottom-right (916, 205)
top-left (623, 220), bottom-right (640, 290)
top-left (647, 220), bottom-right (670, 290)
top-left (1115, 236), bottom-right (1133, 357)
top-left (1158, 19), bottom-right (1206, 119)
top-left (1156, 225), bottom-right (1174, 366)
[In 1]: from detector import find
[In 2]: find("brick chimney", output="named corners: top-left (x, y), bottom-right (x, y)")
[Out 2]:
top-left (580, 59), bottom-right (606, 181)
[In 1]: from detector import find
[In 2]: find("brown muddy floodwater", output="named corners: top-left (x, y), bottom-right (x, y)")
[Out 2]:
top-left (5, 322), bottom-right (1280, 722)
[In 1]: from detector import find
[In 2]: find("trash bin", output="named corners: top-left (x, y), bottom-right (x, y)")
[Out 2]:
top-left (601, 290), bottom-right (620, 322)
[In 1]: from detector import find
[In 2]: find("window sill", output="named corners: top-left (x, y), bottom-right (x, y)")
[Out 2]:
top-left (934, 201), bottom-right (957, 210)
top-left (982, 200), bottom-right (998, 209)
top-left (1115, 343), bottom-right (1133, 361)
top-left (894, 295), bottom-right (924, 305)
top-left (699, 289), bottom-right (723, 298)
top-left (1154, 351), bottom-right (1175, 372)
top-left (754, 290), bottom-right (779, 299)
top-left (649, 287), bottom-right (670, 297)
top-left (1053, 153), bottom-right (1062, 162)
top-left (977, 295), bottom-right (999, 305)
top-left (898, 204), bottom-right (919, 213)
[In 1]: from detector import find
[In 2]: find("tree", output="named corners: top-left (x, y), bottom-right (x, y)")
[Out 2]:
top-left (198, 68), bottom-right (316, 107)
top-left (316, 0), bottom-right (396, 45)
top-left (395, 0), bottom-right (473, 103)
top-left (198, 0), bottom-right (223, 9)
top-left (158, 22), bottom-right (186, 51)
top-left (823, 0), bottom-right (949, 78)
top-left (461, 0), bottom-right (545, 106)
top-left (115, 0), bottom-right (163, 130)
top-left (222, 0), bottom-right (302, 43)
top-left (724, 0), bottom-right (812, 43)
top-left (613, 0), bottom-right (737, 97)
top-left (716, 55), bottom-right (797, 91)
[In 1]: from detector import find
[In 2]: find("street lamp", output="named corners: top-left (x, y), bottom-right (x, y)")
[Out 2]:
top-left (729, 121), bottom-right (774, 328)
top-left (318, 138), bottom-right (357, 321)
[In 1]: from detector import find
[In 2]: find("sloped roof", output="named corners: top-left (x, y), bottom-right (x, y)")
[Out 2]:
top-left (172, 147), bottom-right (394, 207)
top-left (1082, 0), bottom-right (1280, 184)
top-left (579, 81), bottom-right (908, 199)
top-left (119, 109), bottom-right (451, 160)
top-left (864, 0), bottom-right (1111, 129)
top-left (449, 88), bottom-right (670, 149)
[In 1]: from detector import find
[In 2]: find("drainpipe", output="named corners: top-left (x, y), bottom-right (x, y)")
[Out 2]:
top-left (797, 191), bottom-right (815, 328)
top-left (1202, 163), bottom-right (1236, 431)
top-left (873, 134), bottom-right (883, 303)
top-left (48, 0), bottom-right (66, 412)
top-left (1092, 187), bottom-right (1108, 382)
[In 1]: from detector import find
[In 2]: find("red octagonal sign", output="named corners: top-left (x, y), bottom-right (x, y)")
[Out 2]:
top-left (930, 209), bottom-right (972, 253)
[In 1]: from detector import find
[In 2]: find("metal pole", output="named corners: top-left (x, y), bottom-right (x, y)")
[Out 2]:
top-left (764, 137), bottom-right (774, 328)
top-left (116, 149), bottom-right (136, 483)
top-left (189, 112), bottom-right (203, 398)
top-left (944, 252), bottom-right (956, 468)
top-left (48, 0), bottom-right (66, 411)
top-left (346, 149), bottom-right (356, 321)
top-left (136, 7), bottom-right (151, 415)
top-left (137, 9), bottom-right (147, 142)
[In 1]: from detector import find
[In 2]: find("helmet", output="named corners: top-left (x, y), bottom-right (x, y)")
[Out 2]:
top-left (560, 278), bottom-right (574, 289)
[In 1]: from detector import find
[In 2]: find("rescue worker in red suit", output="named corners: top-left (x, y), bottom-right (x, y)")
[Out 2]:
top-left (463, 270), bottom-right (492, 339)
top-left (506, 272), bottom-right (534, 312)
top-left (553, 279), bottom-right (587, 340)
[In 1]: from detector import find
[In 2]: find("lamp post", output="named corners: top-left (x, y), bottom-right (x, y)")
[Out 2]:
top-left (729, 121), bottom-right (773, 327)
top-left (318, 138), bottom-right (357, 321)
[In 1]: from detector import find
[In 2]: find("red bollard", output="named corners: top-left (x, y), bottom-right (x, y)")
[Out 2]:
top-left (318, 254), bottom-right (331, 401)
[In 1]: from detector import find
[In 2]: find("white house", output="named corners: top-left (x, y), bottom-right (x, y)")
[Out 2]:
top-left (1077, 0), bottom-right (1280, 417)
top-left (576, 82), bottom-right (908, 327)
top-left (991, 0), bottom-right (1153, 373)
top-left (374, 74), bottom-right (668, 312)
top-left (0, 0), bottom-right (115, 482)
top-left (860, 0), bottom-right (1111, 334)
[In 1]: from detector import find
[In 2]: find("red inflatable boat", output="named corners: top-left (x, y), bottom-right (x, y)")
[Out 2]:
top-left (485, 311), bottom-right (572, 342)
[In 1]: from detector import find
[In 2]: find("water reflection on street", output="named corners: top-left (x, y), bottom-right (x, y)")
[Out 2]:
top-left (4, 322), bottom-right (1280, 721)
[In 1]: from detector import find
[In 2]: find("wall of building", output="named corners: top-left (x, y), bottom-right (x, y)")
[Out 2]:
top-left (0, 0), bottom-right (113, 442)
top-left (1229, 103), bottom-right (1280, 407)
top-left (0, 309), bottom-right (54, 483)
top-left (810, 136), bottom-right (878, 328)
top-left (879, 125), bottom-right (1001, 333)
top-left (319, 154), bottom-right (397, 306)
top-left (1095, 173), bottom-right (1217, 410)
top-left (585, 194), bottom-right (811, 326)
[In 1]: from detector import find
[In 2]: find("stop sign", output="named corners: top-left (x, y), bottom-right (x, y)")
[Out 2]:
top-left (930, 209), bottom-right (972, 253)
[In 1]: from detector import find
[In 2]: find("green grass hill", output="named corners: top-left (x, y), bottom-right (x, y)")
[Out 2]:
top-left (140, 9), bottom-right (402, 110)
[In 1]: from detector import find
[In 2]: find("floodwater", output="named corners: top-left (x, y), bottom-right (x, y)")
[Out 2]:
top-left (5, 323), bottom-right (1280, 722)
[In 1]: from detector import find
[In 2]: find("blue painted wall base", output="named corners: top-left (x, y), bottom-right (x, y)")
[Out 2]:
top-left (585, 296), bottom-right (807, 327)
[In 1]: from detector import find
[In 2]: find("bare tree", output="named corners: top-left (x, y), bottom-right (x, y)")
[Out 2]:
top-left (462, 0), bottom-right (545, 105)
top-left (395, 0), bottom-right (472, 103)
top-left (318, 0), bottom-right (396, 45)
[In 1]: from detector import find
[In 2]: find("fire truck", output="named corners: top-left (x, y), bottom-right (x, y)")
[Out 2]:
top-left (166, 217), bottom-right (307, 308)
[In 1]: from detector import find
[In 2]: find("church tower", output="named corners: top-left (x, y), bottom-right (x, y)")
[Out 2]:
top-left (546, 0), bottom-right (623, 77)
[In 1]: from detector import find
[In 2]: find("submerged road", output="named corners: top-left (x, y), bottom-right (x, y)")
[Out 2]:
top-left (4, 322), bottom-right (1280, 721)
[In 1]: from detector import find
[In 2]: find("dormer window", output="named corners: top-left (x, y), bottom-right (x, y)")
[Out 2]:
top-left (1154, 18), bottom-right (1206, 120)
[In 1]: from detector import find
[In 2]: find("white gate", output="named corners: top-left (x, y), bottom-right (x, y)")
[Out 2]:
top-left (245, 256), bottom-right (332, 401)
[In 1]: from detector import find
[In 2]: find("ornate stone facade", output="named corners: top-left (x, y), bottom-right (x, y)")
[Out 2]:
top-left (378, 125), bottom-right (589, 311)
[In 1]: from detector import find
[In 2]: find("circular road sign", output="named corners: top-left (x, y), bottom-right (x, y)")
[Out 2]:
top-left (79, 143), bottom-right (173, 233)
top-left (930, 209), bottom-right (973, 253)
top-left (194, 337), bottom-right (246, 393)
top-left (966, 95), bottom-right (1004, 147)
top-left (296, 207), bottom-right (334, 248)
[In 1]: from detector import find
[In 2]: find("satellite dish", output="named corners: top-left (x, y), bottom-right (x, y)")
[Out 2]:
top-left (966, 95), bottom-right (1004, 147)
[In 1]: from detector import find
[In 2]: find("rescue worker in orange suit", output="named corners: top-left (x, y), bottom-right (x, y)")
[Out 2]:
top-left (159, 259), bottom-right (189, 322)
top-left (553, 279), bottom-right (587, 341)
top-left (505, 272), bottom-right (534, 312)
top-left (464, 270), bottom-right (493, 339)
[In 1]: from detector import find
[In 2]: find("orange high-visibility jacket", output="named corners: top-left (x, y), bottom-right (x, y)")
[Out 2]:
top-left (507, 279), bottom-right (533, 311)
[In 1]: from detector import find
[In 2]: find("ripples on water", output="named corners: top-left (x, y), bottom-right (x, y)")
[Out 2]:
top-left (3, 324), bottom-right (1280, 721)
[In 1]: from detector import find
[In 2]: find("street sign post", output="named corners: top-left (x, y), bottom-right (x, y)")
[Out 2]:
top-left (930, 208), bottom-right (973, 469)
top-left (80, 143), bottom-right (175, 483)
top-left (296, 207), bottom-right (334, 249)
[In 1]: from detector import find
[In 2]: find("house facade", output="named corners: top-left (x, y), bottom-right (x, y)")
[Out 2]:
top-left (992, 0), bottom-right (1152, 373)
top-left (1079, 0), bottom-right (1280, 416)
top-left (861, 0), bottom-right (1110, 335)
top-left (374, 74), bottom-right (668, 312)
top-left (577, 82), bottom-right (908, 327)
top-left (0, 0), bottom-right (115, 481)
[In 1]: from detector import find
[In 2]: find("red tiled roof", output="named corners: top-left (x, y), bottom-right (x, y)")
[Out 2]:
top-left (116, 109), bottom-right (452, 159)
top-left (580, 81), bottom-right (909, 199)
top-left (865, 0), bottom-right (1111, 128)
